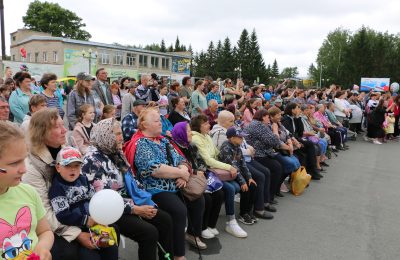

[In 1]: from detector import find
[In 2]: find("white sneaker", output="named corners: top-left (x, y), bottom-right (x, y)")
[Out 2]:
top-left (201, 229), bottom-right (215, 239)
top-left (234, 194), bottom-right (240, 203)
top-left (208, 227), bottom-right (219, 236)
top-left (373, 140), bottom-right (382, 145)
top-left (363, 136), bottom-right (370, 142)
top-left (225, 219), bottom-right (248, 238)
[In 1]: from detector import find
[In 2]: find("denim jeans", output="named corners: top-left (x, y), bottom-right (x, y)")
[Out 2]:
top-left (222, 180), bottom-right (240, 216)
top-left (274, 153), bottom-right (301, 175)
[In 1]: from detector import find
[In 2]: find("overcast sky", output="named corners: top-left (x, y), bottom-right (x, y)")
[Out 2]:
top-left (4, 0), bottom-right (400, 76)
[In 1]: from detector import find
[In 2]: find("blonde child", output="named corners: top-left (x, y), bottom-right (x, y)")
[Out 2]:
top-left (384, 113), bottom-right (395, 140)
top-left (0, 121), bottom-right (53, 260)
top-left (102, 105), bottom-right (116, 120)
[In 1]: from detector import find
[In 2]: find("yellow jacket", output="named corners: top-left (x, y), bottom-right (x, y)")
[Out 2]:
top-left (191, 131), bottom-right (231, 171)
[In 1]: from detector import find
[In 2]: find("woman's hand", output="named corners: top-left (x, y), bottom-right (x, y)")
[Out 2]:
top-left (229, 167), bottom-right (238, 179)
top-left (178, 167), bottom-right (190, 181)
top-left (241, 183), bottom-right (249, 192)
top-left (271, 122), bottom-right (279, 133)
top-left (175, 178), bottom-right (187, 188)
top-left (133, 205), bottom-right (158, 219)
top-left (77, 232), bottom-right (96, 250)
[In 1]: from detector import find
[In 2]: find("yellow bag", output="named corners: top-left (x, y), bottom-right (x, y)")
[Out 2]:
top-left (290, 166), bottom-right (311, 196)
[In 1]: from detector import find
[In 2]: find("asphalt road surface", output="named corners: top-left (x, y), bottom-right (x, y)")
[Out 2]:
top-left (119, 138), bottom-right (400, 260)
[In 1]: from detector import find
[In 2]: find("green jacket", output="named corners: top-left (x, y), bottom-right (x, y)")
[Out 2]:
top-left (191, 131), bottom-right (231, 171)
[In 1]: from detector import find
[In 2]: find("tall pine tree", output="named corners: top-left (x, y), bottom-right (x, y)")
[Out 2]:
top-left (271, 59), bottom-right (279, 78)
top-left (236, 29), bottom-right (251, 82)
top-left (174, 36), bottom-right (181, 52)
top-left (160, 39), bottom-right (166, 52)
top-left (248, 29), bottom-right (267, 83)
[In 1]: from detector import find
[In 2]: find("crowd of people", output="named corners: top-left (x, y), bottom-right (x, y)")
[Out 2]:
top-left (0, 65), bottom-right (399, 260)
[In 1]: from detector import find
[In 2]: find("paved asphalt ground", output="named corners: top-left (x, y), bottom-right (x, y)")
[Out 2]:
top-left (118, 137), bottom-right (400, 260)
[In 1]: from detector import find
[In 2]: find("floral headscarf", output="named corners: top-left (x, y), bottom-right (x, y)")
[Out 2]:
top-left (91, 118), bottom-right (130, 174)
top-left (90, 118), bottom-right (118, 155)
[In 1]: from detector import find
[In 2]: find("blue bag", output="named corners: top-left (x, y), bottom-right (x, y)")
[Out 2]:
top-left (124, 170), bottom-right (156, 207)
top-left (205, 171), bottom-right (223, 193)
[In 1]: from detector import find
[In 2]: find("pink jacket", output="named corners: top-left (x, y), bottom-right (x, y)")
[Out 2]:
top-left (72, 122), bottom-right (94, 155)
top-left (313, 111), bottom-right (331, 130)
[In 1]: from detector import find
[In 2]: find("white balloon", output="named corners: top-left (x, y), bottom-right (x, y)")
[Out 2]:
top-left (89, 189), bottom-right (124, 225)
top-left (390, 82), bottom-right (399, 93)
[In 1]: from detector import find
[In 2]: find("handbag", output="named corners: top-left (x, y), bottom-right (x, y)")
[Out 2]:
top-left (290, 166), bottom-right (311, 196)
top-left (182, 172), bottom-right (207, 201)
top-left (307, 135), bottom-right (319, 144)
top-left (208, 168), bottom-right (235, 181)
top-left (205, 171), bottom-right (223, 193)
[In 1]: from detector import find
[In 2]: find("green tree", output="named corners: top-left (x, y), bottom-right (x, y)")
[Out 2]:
top-left (22, 0), bottom-right (91, 40)
top-left (280, 67), bottom-right (299, 78)
top-left (174, 36), bottom-right (181, 52)
top-left (271, 59), bottom-right (279, 78)
top-left (220, 37), bottom-right (235, 79)
top-left (205, 41), bottom-right (216, 77)
top-left (167, 44), bottom-right (174, 52)
top-left (235, 29), bottom-right (251, 82)
top-left (248, 29), bottom-right (268, 83)
top-left (160, 39), bottom-right (167, 52)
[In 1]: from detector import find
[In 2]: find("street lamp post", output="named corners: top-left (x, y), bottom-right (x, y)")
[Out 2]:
top-left (0, 0), bottom-right (6, 59)
top-left (234, 64), bottom-right (242, 79)
top-left (82, 49), bottom-right (98, 74)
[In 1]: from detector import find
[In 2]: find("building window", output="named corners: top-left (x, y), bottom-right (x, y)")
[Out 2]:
top-left (12, 36), bottom-right (16, 41)
top-left (53, 51), bottom-right (58, 63)
top-left (151, 57), bottom-right (159, 68)
top-left (100, 52), bottom-right (110, 65)
top-left (34, 52), bottom-right (39, 63)
top-left (27, 53), bottom-right (31, 62)
top-left (162, 58), bottom-right (170, 70)
top-left (139, 55), bottom-right (148, 67)
top-left (126, 53), bottom-right (136, 66)
top-left (12, 55), bottom-right (15, 61)
top-left (113, 52), bottom-right (123, 65)
top-left (43, 52), bottom-right (47, 63)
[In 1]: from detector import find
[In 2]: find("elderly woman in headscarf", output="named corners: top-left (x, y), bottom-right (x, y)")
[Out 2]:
top-left (81, 118), bottom-right (173, 260)
top-left (171, 121), bottom-right (224, 240)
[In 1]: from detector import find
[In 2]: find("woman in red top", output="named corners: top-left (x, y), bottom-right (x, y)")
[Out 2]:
top-left (388, 95), bottom-right (400, 137)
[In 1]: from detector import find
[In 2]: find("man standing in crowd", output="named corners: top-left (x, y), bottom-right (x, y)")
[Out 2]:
top-left (0, 97), bottom-right (10, 121)
top-left (121, 100), bottom-right (147, 142)
top-left (135, 74), bottom-right (152, 102)
top-left (92, 68), bottom-right (113, 105)
top-left (3, 67), bottom-right (13, 82)
top-left (179, 76), bottom-right (193, 108)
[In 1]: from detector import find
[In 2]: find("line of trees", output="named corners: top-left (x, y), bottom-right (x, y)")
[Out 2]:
top-left (309, 26), bottom-right (400, 88)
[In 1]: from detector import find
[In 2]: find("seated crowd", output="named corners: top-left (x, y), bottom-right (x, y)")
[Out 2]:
top-left (1, 67), bottom-right (399, 260)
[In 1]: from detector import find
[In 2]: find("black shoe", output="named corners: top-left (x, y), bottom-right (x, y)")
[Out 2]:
top-left (314, 172), bottom-right (324, 178)
top-left (265, 204), bottom-right (277, 212)
top-left (275, 192), bottom-right (284, 197)
top-left (253, 211), bottom-right (274, 220)
top-left (311, 175), bottom-right (321, 180)
top-left (320, 161), bottom-right (329, 167)
top-left (270, 199), bottom-right (278, 205)
top-left (332, 148), bottom-right (339, 153)
top-left (249, 213), bottom-right (258, 223)
top-left (238, 214), bottom-right (255, 225)
top-left (337, 146), bottom-right (345, 151)
top-left (318, 168), bottom-right (326, 172)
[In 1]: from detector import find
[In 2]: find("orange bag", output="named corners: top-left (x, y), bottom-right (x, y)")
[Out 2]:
top-left (290, 166), bottom-right (311, 196)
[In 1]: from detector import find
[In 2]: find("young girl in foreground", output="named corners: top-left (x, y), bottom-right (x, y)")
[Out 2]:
top-left (0, 121), bottom-right (54, 260)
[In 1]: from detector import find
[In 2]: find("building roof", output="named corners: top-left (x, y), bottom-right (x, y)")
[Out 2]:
top-left (12, 34), bottom-right (191, 59)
